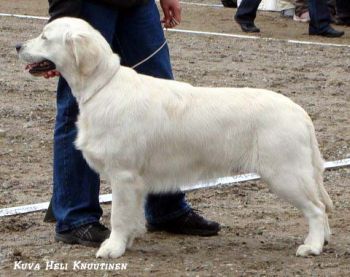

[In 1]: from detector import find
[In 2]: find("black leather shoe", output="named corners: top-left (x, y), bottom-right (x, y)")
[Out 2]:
top-left (309, 26), bottom-right (344, 38)
top-left (55, 222), bottom-right (110, 247)
top-left (147, 210), bottom-right (220, 236)
top-left (235, 20), bottom-right (260, 33)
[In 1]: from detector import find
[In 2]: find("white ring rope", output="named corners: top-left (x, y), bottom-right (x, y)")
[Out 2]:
top-left (131, 40), bottom-right (168, 69)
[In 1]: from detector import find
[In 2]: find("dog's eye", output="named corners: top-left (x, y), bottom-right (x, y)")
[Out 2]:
top-left (41, 34), bottom-right (47, 40)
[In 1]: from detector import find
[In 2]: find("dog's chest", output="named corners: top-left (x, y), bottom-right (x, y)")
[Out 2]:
top-left (75, 116), bottom-right (90, 149)
top-left (75, 116), bottom-right (107, 172)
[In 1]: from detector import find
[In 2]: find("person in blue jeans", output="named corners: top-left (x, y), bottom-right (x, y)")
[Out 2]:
top-left (234, 0), bottom-right (344, 37)
top-left (44, 0), bottom-right (220, 246)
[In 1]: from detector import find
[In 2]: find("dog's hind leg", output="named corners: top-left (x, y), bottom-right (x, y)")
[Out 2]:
top-left (96, 173), bottom-right (146, 258)
top-left (262, 168), bottom-right (328, 257)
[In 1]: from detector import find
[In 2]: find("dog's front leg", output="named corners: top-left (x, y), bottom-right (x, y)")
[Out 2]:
top-left (96, 173), bottom-right (146, 258)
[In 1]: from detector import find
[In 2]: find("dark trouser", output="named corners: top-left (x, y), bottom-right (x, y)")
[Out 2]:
top-left (235, 0), bottom-right (332, 32)
top-left (336, 0), bottom-right (350, 20)
top-left (53, 0), bottom-right (191, 233)
top-left (235, 0), bottom-right (261, 23)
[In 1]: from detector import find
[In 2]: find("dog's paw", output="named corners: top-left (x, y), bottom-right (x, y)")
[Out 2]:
top-left (96, 237), bottom-right (126, 258)
top-left (296, 244), bottom-right (322, 257)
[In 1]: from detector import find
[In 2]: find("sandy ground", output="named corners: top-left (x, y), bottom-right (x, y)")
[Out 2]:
top-left (0, 0), bottom-right (350, 276)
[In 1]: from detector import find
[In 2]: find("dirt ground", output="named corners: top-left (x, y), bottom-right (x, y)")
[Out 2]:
top-left (0, 0), bottom-right (350, 276)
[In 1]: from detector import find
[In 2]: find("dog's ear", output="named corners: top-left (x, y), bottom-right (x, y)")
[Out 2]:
top-left (65, 32), bottom-right (102, 76)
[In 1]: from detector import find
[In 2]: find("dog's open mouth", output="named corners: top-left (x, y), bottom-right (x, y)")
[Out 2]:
top-left (25, 60), bottom-right (56, 76)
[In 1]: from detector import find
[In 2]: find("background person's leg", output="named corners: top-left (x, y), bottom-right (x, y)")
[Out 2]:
top-left (308, 0), bottom-right (344, 36)
top-left (308, 0), bottom-right (331, 32)
top-left (234, 0), bottom-right (262, 32)
top-left (235, 0), bottom-right (262, 23)
top-left (335, 0), bottom-right (350, 24)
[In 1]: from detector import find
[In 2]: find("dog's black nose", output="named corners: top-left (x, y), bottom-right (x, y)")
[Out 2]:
top-left (15, 43), bottom-right (22, 53)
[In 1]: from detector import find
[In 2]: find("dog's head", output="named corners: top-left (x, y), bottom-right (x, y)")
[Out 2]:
top-left (17, 17), bottom-right (118, 78)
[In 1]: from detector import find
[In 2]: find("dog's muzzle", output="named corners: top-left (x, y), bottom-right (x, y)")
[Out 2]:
top-left (16, 43), bottom-right (56, 76)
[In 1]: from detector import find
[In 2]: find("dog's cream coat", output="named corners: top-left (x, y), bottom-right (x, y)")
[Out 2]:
top-left (19, 17), bottom-right (333, 258)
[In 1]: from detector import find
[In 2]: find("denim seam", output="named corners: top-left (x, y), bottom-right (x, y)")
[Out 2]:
top-left (61, 112), bottom-right (69, 226)
top-left (56, 107), bottom-right (73, 229)
top-left (63, 114), bottom-right (68, 191)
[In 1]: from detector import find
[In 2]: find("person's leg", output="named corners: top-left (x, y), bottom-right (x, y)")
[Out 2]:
top-left (53, 2), bottom-right (118, 235)
top-left (113, 0), bottom-right (190, 225)
top-left (308, 0), bottom-right (344, 36)
top-left (113, 0), bottom-right (219, 235)
top-left (308, 0), bottom-right (332, 32)
top-left (53, 78), bottom-right (102, 233)
top-left (327, 0), bottom-right (336, 18)
top-left (336, 0), bottom-right (350, 18)
top-left (335, 0), bottom-right (350, 24)
top-left (235, 0), bottom-right (262, 23)
top-left (234, 0), bottom-right (262, 32)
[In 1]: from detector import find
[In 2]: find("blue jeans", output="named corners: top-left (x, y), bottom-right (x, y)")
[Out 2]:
top-left (53, 0), bottom-right (191, 233)
top-left (236, 0), bottom-right (332, 33)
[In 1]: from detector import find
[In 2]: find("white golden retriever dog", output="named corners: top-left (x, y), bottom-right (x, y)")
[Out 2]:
top-left (18, 17), bottom-right (333, 258)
